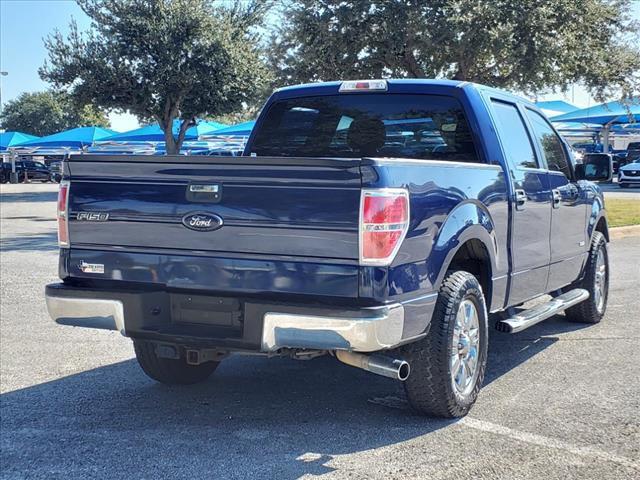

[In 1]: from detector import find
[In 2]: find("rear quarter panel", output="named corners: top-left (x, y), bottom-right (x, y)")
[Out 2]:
top-left (360, 159), bottom-right (509, 337)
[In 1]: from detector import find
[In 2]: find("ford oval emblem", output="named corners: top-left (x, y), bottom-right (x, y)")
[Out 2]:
top-left (181, 212), bottom-right (223, 232)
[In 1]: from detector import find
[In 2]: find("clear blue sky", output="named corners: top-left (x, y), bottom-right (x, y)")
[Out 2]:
top-left (0, 0), bottom-right (137, 131)
top-left (1, 0), bottom-right (639, 131)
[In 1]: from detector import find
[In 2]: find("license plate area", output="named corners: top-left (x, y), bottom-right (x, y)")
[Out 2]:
top-left (170, 294), bottom-right (242, 337)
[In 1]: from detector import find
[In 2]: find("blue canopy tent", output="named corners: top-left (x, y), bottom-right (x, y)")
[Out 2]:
top-left (0, 131), bottom-right (39, 151)
top-left (535, 100), bottom-right (577, 116)
top-left (550, 100), bottom-right (640, 152)
top-left (203, 120), bottom-right (255, 138)
top-left (16, 126), bottom-right (117, 149)
top-left (104, 119), bottom-right (226, 142)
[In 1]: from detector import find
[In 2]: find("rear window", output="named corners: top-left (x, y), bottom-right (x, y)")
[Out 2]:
top-left (250, 94), bottom-right (480, 162)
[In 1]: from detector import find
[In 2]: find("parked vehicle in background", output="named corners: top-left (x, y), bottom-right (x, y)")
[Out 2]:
top-left (611, 153), bottom-right (628, 173)
top-left (1, 163), bottom-right (11, 183)
top-left (572, 142), bottom-right (603, 154)
top-left (626, 142), bottom-right (640, 163)
top-left (46, 79), bottom-right (612, 418)
top-left (618, 158), bottom-right (640, 188)
top-left (49, 161), bottom-right (63, 183)
top-left (1, 160), bottom-right (53, 183)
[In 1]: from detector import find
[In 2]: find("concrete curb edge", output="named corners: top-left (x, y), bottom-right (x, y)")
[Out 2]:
top-left (610, 225), bottom-right (640, 239)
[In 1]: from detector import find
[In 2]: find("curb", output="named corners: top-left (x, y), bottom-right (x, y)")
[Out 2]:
top-left (609, 225), bottom-right (640, 239)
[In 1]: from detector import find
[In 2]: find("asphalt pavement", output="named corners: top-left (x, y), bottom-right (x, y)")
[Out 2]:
top-left (597, 177), bottom-right (640, 199)
top-left (1, 183), bottom-right (639, 479)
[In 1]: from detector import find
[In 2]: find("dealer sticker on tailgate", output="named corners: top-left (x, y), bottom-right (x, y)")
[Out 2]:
top-left (79, 261), bottom-right (105, 274)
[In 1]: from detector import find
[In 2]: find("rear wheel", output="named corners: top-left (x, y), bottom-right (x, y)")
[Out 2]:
top-left (565, 231), bottom-right (608, 324)
top-left (133, 340), bottom-right (219, 385)
top-left (400, 271), bottom-right (488, 418)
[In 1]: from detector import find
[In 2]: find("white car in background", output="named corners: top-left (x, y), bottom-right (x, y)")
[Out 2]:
top-left (618, 158), bottom-right (640, 188)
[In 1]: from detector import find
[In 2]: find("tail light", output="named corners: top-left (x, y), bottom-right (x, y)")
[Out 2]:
top-left (359, 189), bottom-right (409, 266)
top-left (57, 181), bottom-right (70, 247)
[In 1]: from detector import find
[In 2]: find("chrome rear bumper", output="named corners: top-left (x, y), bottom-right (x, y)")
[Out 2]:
top-left (45, 295), bottom-right (126, 335)
top-left (262, 304), bottom-right (405, 352)
top-left (45, 284), bottom-right (408, 352)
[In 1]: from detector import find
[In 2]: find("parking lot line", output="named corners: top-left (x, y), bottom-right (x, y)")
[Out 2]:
top-left (461, 417), bottom-right (640, 471)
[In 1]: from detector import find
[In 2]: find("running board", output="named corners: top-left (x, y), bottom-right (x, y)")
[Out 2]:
top-left (496, 289), bottom-right (589, 333)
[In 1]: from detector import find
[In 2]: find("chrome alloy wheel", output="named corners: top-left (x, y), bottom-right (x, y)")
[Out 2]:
top-left (451, 299), bottom-right (481, 396)
top-left (594, 248), bottom-right (607, 314)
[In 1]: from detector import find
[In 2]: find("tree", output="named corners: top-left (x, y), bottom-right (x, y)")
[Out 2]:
top-left (0, 91), bottom-right (109, 136)
top-left (269, 0), bottom-right (640, 101)
top-left (40, 0), bottom-right (272, 154)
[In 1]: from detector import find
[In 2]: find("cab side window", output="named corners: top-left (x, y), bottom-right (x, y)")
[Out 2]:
top-left (491, 100), bottom-right (538, 170)
top-left (526, 109), bottom-right (572, 179)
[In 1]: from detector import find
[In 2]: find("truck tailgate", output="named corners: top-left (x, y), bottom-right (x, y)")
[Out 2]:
top-left (66, 155), bottom-right (361, 260)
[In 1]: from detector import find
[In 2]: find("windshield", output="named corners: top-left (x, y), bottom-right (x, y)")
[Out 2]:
top-left (23, 161), bottom-right (45, 168)
top-left (251, 94), bottom-right (480, 162)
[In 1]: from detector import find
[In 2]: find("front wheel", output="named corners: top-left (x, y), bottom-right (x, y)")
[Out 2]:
top-left (565, 231), bottom-right (609, 323)
top-left (133, 340), bottom-right (219, 385)
top-left (400, 271), bottom-right (489, 418)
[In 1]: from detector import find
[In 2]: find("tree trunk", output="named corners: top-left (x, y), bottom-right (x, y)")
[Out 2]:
top-left (403, 38), bottom-right (426, 78)
top-left (164, 126), bottom-right (179, 155)
top-left (158, 115), bottom-right (193, 155)
top-left (158, 98), bottom-right (181, 155)
top-left (175, 117), bottom-right (193, 153)
top-left (452, 63), bottom-right (468, 81)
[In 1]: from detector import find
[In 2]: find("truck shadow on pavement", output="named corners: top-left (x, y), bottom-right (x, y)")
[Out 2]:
top-left (0, 317), bottom-right (589, 479)
top-left (0, 190), bottom-right (58, 203)
top-left (0, 232), bottom-right (59, 252)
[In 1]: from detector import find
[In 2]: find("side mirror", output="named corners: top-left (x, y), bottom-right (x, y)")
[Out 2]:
top-left (579, 154), bottom-right (612, 182)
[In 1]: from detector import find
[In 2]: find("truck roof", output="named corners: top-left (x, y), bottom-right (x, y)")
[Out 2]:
top-left (272, 78), bottom-right (536, 108)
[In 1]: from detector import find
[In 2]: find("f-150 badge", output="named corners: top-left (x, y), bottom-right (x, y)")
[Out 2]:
top-left (77, 212), bottom-right (109, 221)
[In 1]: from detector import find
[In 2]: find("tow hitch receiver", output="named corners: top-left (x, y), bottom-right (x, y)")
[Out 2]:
top-left (155, 344), bottom-right (226, 365)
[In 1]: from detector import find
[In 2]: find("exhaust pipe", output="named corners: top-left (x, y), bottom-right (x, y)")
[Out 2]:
top-left (335, 350), bottom-right (410, 381)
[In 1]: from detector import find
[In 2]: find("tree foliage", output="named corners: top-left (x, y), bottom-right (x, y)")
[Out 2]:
top-left (0, 91), bottom-right (109, 137)
top-left (40, 0), bottom-right (272, 153)
top-left (269, 0), bottom-right (640, 101)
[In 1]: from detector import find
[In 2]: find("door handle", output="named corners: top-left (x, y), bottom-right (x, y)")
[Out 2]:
top-left (514, 189), bottom-right (527, 210)
top-left (552, 189), bottom-right (562, 208)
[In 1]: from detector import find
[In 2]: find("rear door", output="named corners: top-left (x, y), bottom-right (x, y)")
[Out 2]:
top-left (490, 99), bottom-right (552, 305)
top-left (523, 108), bottom-right (588, 290)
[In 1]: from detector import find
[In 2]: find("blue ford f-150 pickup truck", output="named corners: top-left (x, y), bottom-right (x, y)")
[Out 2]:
top-left (45, 79), bottom-right (612, 418)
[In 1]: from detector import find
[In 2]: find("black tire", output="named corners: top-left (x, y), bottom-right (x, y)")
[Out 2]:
top-left (133, 340), bottom-right (219, 385)
top-left (400, 271), bottom-right (489, 418)
top-left (565, 231), bottom-right (608, 324)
